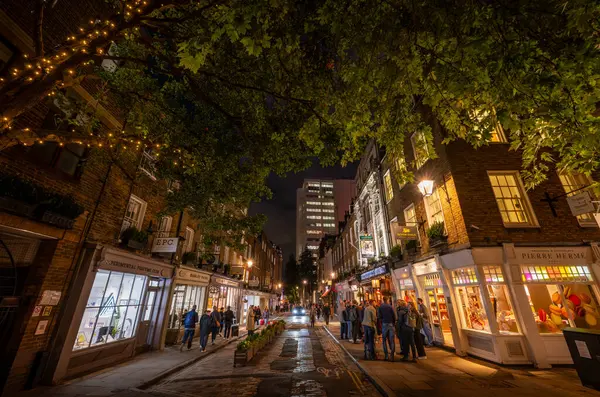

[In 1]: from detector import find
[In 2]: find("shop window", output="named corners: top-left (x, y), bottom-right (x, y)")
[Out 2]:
top-left (488, 172), bottom-right (537, 226)
top-left (411, 130), bottom-right (430, 169)
top-left (488, 284), bottom-right (518, 333)
top-left (455, 285), bottom-right (490, 332)
top-left (520, 265), bottom-right (593, 283)
top-left (383, 170), bottom-right (393, 202)
top-left (424, 189), bottom-right (444, 226)
top-left (168, 285), bottom-right (205, 330)
top-left (421, 273), bottom-right (443, 288)
top-left (524, 283), bottom-right (600, 334)
top-left (483, 266), bottom-right (505, 283)
top-left (558, 172), bottom-right (597, 226)
top-left (122, 195), bottom-right (147, 231)
top-left (452, 268), bottom-right (478, 285)
top-left (74, 270), bottom-right (147, 350)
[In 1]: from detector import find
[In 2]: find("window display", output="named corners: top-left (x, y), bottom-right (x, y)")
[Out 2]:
top-left (168, 284), bottom-right (206, 330)
top-left (74, 270), bottom-right (147, 350)
top-left (455, 285), bottom-right (490, 332)
top-left (483, 266), bottom-right (518, 334)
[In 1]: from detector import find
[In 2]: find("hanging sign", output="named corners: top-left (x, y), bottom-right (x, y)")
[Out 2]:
top-left (359, 235), bottom-right (375, 258)
top-left (566, 191), bottom-right (595, 216)
top-left (393, 224), bottom-right (418, 241)
top-left (152, 237), bottom-right (179, 253)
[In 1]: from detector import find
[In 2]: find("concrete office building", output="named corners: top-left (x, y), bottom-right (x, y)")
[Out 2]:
top-left (296, 179), bottom-right (354, 259)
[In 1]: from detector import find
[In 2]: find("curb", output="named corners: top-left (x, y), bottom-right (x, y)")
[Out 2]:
top-left (322, 325), bottom-right (393, 397)
top-left (137, 316), bottom-right (283, 390)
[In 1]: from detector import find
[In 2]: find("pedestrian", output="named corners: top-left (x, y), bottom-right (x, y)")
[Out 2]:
top-left (411, 302), bottom-right (427, 359)
top-left (345, 303), bottom-right (354, 341)
top-left (264, 307), bottom-right (270, 322)
top-left (316, 305), bottom-right (321, 321)
top-left (378, 297), bottom-right (396, 361)
top-left (356, 301), bottom-right (364, 341)
top-left (210, 306), bottom-right (221, 345)
top-left (179, 304), bottom-right (199, 352)
top-left (219, 307), bottom-right (225, 335)
top-left (309, 304), bottom-right (316, 327)
top-left (417, 298), bottom-right (434, 346)
top-left (323, 303), bottom-right (331, 326)
top-left (254, 306), bottom-right (261, 326)
top-left (341, 303), bottom-right (348, 339)
top-left (247, 305), bottom-right (256, 335)
top-left (223, 305), bottom-right (235, 338)
top-left (349, 301), bottom-right (359, 343)
top-left (362, 300), bottom-right (377, 360)
top-left (397, 300), bottom-right (417, 362)
top-left (199, 310), bottom-right (211, 352)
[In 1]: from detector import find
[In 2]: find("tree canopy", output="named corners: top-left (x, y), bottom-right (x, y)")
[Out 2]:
top-left (2, 0), bottom-right (599, 240)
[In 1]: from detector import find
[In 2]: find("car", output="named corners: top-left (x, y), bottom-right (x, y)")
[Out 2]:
top-left (292, 306), bottom-right (306, 316)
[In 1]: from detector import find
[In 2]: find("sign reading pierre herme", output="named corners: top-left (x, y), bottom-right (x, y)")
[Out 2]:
top-left (514, 247), bottom-right (589, 265)
top-left (152, 237), bottom-right (179, 253)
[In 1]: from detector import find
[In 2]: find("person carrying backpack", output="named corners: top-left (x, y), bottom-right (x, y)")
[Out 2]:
top-left (396, 300), bottom-right (417, 361)
top-left (179, 305), bottom-right (199, 351)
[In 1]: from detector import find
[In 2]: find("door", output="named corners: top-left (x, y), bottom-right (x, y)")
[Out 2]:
top-left (136, 285), bottom-right (159, 352)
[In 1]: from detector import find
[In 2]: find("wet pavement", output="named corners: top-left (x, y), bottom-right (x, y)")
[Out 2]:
top-left (147, 314), bottom-right (379, 397)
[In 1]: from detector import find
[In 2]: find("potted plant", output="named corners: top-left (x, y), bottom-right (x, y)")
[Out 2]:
top-left (182, 251), bottom-right (196, 265)
top-left (120, 227), bottom-right (149, 250)
top-left (389, 244), bottom-right (403, 261)
top-left (427, 221), bottom-right (447, 247)
top-left (224, 264), bottom-right (231, 275)
top-left (405, 239), bottom-right (418, 255)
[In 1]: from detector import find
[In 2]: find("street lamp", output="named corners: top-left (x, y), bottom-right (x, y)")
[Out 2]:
top-left (247, 260), bottom-right (253, 268)
top-left (331, 272), bottom-right (335, 279)
top-left (277, 283), bottom-right (282, 289)
top-left (303, 280), bottom-right (307, 284)
top-left (417, 179), bottom-right (435, 197)
top-left (302, 279), bottom-right (307, 305)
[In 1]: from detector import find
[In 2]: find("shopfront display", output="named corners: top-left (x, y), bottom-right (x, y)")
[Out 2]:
top-left (452, 268), bottom-right (490, 332)
top-left (209, 275), bottom-right (242, 319)
top-left (392, 267), bottom-right (417, 304)
top-left (358, 264), bottom-right (393, 303)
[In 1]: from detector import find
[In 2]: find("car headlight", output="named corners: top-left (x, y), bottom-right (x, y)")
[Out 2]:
top-left (301, 310), bottom-right (306, 314)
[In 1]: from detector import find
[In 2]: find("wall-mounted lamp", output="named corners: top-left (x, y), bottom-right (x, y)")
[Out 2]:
top-left (417, 180), bottom-right (435, 197)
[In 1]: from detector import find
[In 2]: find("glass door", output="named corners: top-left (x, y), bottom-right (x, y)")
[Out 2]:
top-left (136, 278), bottom-right (161, 350)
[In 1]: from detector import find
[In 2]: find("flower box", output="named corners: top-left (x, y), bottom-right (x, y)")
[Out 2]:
top-left (127, 239), bottom-right (146, 250)
top-left (0, 197), bottom-right (37, 218)
top-left (234, 348), bottom-right (253, 367)
top-left (40, 211), bottom-right (76, 229)
top-left (429, 235), bottom-right (448, 248)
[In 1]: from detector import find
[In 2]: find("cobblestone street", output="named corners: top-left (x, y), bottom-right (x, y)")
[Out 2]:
top-left (147, 315), bottom-right (378, 397)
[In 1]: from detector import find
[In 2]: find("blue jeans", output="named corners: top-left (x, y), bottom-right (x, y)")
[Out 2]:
top-left (422, 320), bottom-right (434, 345)
top-left (181, 328), bottom-right (195, 348)
top-left (363, 326), bottom-right (375, 359)
top-left (346, 321), bottom-right (352, 338)
top-left (340, 322), bottom-right (347, 339)
top-left (200, 332), bottom-right (209, 349)
top-left (211, 326), bottom-right (219, 342)
top-left (381, 323), bottom-right (395, 357)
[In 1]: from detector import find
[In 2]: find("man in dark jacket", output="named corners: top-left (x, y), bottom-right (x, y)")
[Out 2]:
top-left (210, 306), bottom-right (221, 345)
top-left (396, 300), bottom-right (417, 361)
top-left (349, 302), bottom-right (360, 343)
top-left (223, 306), bottom-right (235, 338)
top-left (341, 303), bottom-right (348, 339)
top-left (323, 303), bottom-right (331, 326)
top-left (180, 305), bottom-right (199, 351)
top-left (377, 297), bottom-right (396, 361)
top-left (199, 310), bottom-right (211, 351)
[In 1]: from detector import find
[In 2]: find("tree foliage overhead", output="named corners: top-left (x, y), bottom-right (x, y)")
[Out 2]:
top-left (1, 0), bottom-right (600, 241)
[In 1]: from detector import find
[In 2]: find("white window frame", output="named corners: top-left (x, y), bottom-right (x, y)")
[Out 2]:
top-left (423, 189), bottom-right (445, 228)
top-left (122, 194), bottom-right (147, 232)
top-left (411, 131), bottom-right (430, 169)
top-left (558, 172), bottom-right (596, 227)
top-left (184, 226), bottom-right (195, 253)
top-left (383, 170), bottom-right (393, 203)
top-left (396, 157), bottom-right (407, 190)
top-left (157, 216), bottom-right (172, 238)
top-left (488, 171), bottom-right (539, 227)
top-left (139, 149), bottom-right (157, 181)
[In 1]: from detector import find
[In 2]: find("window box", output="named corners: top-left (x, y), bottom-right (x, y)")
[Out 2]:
top-left (40, 210), bottom-right (76, 229)
top-left (0, 197), bottom-right (37, 218)
top-left (120, 227), bottom-right (149, 250)
top-left (127, 239), bottom-right (146, 250)
top-left (429, 235), bottom-right (448, 248)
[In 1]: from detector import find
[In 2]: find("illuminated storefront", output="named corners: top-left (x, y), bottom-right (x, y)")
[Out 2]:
top-left (208, 275), bottom-right (242, 320)
top-left (358, 264), bottom-right (394, 303)
top-left (392, 266), bottom-right (417, 304)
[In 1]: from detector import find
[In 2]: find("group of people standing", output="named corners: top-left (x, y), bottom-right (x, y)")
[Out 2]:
top-left (340, 297), bottom-right (434, 361)
top-left (307, 303), bottom-right (332, 327)
top-left (245, 305), bottom-right (272, 335)
top-left (179, 305), bottom-right (236, 352)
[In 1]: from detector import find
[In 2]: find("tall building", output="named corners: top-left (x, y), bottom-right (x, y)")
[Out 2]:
top-left (296, 178), bottom-right (355, 258)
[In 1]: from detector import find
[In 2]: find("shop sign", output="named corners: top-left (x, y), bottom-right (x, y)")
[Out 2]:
top-left (566, 191), bottom-right (595, 216)
top-left (359, 235), bottom-right (375, 258)
top-left (39, 290), bottom-right (61, 306)
top-left (412, 259), bottom-right (438, 276)
top-left (152, 237), bottom-right (179, 253)
top-left (212, 276), bottom-right (239, 287)
top-left (514, 247), bottom-right (590, 265)
top-left (98, 259), bottom-right (173, 277)
top-left (392, 223), bottom-right (418, 241)
top-left (177, 269), bottom-right (210, 285)
top-left (248, 280), bottom-right (260, 287)
top-left (359, 265), bottom-right (388, 281)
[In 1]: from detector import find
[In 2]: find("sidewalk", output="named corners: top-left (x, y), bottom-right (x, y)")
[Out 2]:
top-left (324, 319), bottom-right (600, 397)
top-left (17, 318), bottom-right (280, 397)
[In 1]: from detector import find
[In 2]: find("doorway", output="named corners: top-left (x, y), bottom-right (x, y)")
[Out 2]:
top-left (136, 278), bottom-right (161, 352)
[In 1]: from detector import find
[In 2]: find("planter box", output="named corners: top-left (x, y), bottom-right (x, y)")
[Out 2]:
top-left (127, 240), bottom-right (146, 250)
top-left (429, 236), bottom-right (448, 248)
top-left (40, 211), bottom-right (76, 229)
top-left (234, 348), bottom-right (253, 367)
top-left (0, 197), bottom-right (37, 218)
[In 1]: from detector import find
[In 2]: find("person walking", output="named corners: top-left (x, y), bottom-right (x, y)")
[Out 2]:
top-left (323, 303), bottom-right (331, 326)
top-left (199, 310), bottom-right (211, 352)
top-left (349, 301), bottom-right (360, 343)
top-left (309, 304), bottom-right (316, 328)
top-left (218, 307), bottom-right (225, 335)
top-left (223, 306), bottom-right (235, 338)
top-left (345, 303), bottom-right (354, 341)
top-left (417, 298), bottom-right (434, 346)
top-left (340, 303), bottom-right (348, 339)
top-left (411, 302), bottom-right (427, 359)
top-left (362, 300), bottom-right (377, 360)
top-left (247, 305), bottom-right (256, 335)
top-left (316, 305), bottom-right (321, 321)
top-left (210, 306), bottom-right (221, 345)
top-left (264, 307), bottom-right (270, 322)
top-left (179, 305), bottom-right (199, 352)
top-left (378, 297), bottom-right (396, 361)
top-left (397, 300), bottom-right (417, 362)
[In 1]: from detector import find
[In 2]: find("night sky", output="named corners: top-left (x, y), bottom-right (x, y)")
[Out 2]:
top-left (249, 160), bottom-right (358, 260)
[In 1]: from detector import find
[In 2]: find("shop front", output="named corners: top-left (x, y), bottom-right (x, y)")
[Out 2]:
top-left (208, 275), bottom-right (242, 321)
top-left (440, 248), bottom-right (531, 364)
top-left (58, 246), bottom-right (174, 380)
top-left (412, 257), bottom-right (462, 350)
top-left (392, 265), bottom-right (417, 304)
top-left (164, 267), bottom-right (211, 345)
top-left (503, 244), bottom-right (600, 366)
top-left (358, 264), bottom-right (394, 303)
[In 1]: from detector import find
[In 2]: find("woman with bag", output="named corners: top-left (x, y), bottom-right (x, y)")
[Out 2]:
top-left (247, 305), bottom-right (256, 335)
top-left (410, 302), bottom-right (427, 359)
